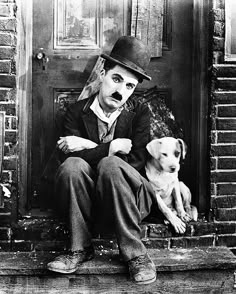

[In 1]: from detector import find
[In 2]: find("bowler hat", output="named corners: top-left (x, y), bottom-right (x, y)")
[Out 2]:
top-left (101, 36), bottom-right (151, 81)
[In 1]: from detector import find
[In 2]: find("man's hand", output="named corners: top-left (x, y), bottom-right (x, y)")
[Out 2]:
top-left (109, 138), bottom-right (132, 156)
top-left (57, 136), bottom-right (98, 154)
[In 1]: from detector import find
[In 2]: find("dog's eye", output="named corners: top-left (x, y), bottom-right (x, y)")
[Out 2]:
top-left (162, 153), bottom-right (168, 157)
top-left (175, 151), bottom-right (180, 157)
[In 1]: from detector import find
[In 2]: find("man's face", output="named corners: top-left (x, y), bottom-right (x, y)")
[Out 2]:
top-left (98, 64), bottom-right (139, 113)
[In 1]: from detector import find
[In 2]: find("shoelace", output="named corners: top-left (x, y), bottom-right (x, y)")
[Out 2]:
top-left (130, 255), bottom-right (150, 268)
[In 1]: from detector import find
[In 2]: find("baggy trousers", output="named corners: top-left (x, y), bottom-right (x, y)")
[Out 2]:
top-left (54, 155), bottom-right (155, 261)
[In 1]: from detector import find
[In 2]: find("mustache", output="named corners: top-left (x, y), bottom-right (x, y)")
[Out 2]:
top-left (111, 92), bottom-right (123, 101)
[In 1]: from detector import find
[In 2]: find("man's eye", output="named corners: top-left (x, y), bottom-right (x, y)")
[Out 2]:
top-left (126, 84), bottom-right (134, 90)
top-left (112, 77), bottom-right (120, 83)
top-left (162, 153), bottom-right (168, 157)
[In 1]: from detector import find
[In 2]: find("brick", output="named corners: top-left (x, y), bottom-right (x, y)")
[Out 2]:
top-left (215, 208), bottom-right (236, 221)
top-left (211, 144), bottom-right (236, 156)
top-left (142, 238), bottom-right (169, 249)
top-left (0, 18), bottom-right (16, 31)
top-left (211, 157), bottom-right (217, 170)
top-left (4, 142), bottom-right (17, 156)
top-left (213, 0), bottom-right (225, 10)
top-left (11, 241), bottom-right (34, 252)
top-left (0, 4), bottom-right (16, 17)
top-left (0, 103), bottom-right (15, 115)
top-left (213, 91), bottom-right (236, 104)
top-left (214, 65), bottom-right (236, 77)
top-left (1, 170), bottom-right (11, 182)
top-left (213, 9), bottom-right (225, 21)
top-left (0, 227), bottom-right (10, 240)
top-left (0, 241), bottom-right (11, 251)
top-left (171, 236), bottom-right (214, 248)
top-left (211, 170), bottom-right (236, 182)
top-left (12, 220), bottom-right (69, 241)
top-left (0, 75), bottom-right (15, 87)
top-left (0, 60), bottom-right (10, 73)
top-left (214, 21), bottom-right (224, 37)
top-left (5, 130), bottom-right (16, 143)
top-left (0, 47), bottom-right (15, 59)
top-left (218, 131), bottom-right (236, 143)
top-left (0, 33), bottom-right (14, 46)
top-left (217, 234), bottom-right (236, 247)
top-left (217, 183), bottom-right (236, 195)
top-left (216, 78), bottom-right (236, 91)
top-left (192, 221), bottom-right (236, 235)
top-left (213, 51), bottom-right (224, 64)
top-left (5, 116), bottom-right (16, 129)
top-left (218, 105), bottom-right (236, 117)
top-left (211, 183), bottom-right (216, 195)
top-left (34, 241), bottom-right (68, 252)
top-left (212, 195), bottom-right (236, 208)
top-left (211, 131), bottom-right (216, 144)
top-left (218, 157), bottom-right (236, 169)
top-left (216, 118), bottom-right (236, 130)
top-left (213, 37), bottom-right (224, 51)
top-left (3, 156), bottom-right (17, 170)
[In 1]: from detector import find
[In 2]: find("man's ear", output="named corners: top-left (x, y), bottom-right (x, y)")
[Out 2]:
top-left (99, 69), bottom-right (105, 81)
top-left (146, 139), bottom-right (161, 159)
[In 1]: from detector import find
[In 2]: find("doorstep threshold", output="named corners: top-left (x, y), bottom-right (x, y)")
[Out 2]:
top-left (0, 247), bottom-right (235, 275)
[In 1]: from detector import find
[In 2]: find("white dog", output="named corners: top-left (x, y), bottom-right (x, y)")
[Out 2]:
top-left (145, 137), bottom-right (198, 234)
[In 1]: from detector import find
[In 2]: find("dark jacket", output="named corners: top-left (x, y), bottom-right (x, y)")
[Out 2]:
top-left (61, 94), bottom-right (151, 174)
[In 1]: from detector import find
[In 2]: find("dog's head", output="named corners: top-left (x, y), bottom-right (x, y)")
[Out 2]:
top-left (146, 137), bottom-right (186, 173)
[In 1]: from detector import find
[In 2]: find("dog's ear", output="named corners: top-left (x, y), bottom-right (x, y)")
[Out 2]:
top-left (146, 139), bottom-right (162, 159)
top-left (177, 138), bottom-right (187, 160)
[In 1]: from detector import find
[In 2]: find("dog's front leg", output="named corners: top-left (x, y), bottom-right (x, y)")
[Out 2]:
top-left (155, 192), bottom-right (186, 234)
top-left (173, 181), bottom-right (191, 222)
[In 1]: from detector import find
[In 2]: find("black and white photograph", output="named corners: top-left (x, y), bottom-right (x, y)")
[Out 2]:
top-left (0, 0), bottom-right (235, 293)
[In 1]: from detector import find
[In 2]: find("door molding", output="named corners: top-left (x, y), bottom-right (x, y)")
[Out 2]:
top-left (17, 0), bottom-right (210, 217)
top-left (16, 0), bottom-right (32, 216)
top-left (192, 0), bottom-right (210, 214)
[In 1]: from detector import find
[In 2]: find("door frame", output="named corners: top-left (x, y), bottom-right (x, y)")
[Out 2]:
top-left (17, 0), bottom-right (210, 216)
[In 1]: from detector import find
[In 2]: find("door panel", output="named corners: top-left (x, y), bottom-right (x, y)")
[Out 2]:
top-left (31, 0), bottom-right (198, 212)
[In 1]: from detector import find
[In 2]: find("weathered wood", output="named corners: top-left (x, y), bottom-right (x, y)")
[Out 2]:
top-left (0, 270), bottom-right (234, 294)
top-left (0, 247), bottom-right (234, 276)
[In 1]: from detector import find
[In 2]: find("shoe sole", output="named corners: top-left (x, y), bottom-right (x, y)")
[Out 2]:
top-left (134, 275), bottom-right (157, 285)
top-left (47, 254), bottom-right (94, 274)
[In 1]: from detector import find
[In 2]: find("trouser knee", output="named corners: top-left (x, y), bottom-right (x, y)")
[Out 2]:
top-left (97, 156), bottom-right (124, 178)
top-left (57, 157), bottom-right (91, 179)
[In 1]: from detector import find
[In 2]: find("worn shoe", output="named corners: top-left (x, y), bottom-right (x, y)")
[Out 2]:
top-left (128, 253), bottom-right (156, 284)
top-left (47, 245), bottom-right (94, 274)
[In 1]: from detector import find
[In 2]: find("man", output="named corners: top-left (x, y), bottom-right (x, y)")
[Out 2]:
top-left (47, 36), bottom-right (158, 284)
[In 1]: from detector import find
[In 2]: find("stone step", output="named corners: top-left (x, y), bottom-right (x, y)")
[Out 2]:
top-left (0, 247), bottom-right (235, 276)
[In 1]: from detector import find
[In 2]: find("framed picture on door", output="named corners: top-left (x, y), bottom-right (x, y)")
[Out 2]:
top-left (225, 0), bottom-right (236, 61)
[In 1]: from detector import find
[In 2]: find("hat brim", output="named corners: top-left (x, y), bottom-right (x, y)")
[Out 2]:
top-left (101, 53), bottom-right (152, 81)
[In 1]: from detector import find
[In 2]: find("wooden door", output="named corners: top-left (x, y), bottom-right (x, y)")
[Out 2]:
top-left (31, 0), bottom-right (131, 210)
top-left (30, 0), bottom-right (208, 214)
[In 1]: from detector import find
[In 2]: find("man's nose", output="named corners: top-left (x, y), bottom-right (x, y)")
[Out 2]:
top-left (116, 83), bottom-right (126, 96)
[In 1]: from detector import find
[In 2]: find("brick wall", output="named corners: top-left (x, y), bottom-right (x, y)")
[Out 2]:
top-left (211, 0), bottom-right (236, 219)
top-left (210, 0), bottom-right (236, 252)
top-left (0, 0), bottom-right (17, 239)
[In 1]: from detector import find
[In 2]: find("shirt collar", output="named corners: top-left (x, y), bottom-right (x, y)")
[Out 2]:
top-left (90, 96), bottom-right (123, 128)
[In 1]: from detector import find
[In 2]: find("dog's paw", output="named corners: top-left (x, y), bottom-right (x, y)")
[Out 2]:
top-left (177, 210), bottom-right (192, 222)
top-left (180, 212), bottom-right (192, 222)
top-left (168, 214), bottom-right (186, 234)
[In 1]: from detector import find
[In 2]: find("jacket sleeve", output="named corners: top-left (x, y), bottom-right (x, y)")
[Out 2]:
top-left (116, 103), bottom-right (151, 171)
top-left (60, 103), bottom-right (111, 167)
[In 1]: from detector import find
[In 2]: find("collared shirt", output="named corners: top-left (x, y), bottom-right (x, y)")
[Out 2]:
top-left (90, 96), bottom-right (122, 129)
top-left (90, 96), bottom-right (123, 143)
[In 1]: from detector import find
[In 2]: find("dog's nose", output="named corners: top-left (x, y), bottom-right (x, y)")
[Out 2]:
top-left (170, 166), bottom-right (176, 172)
